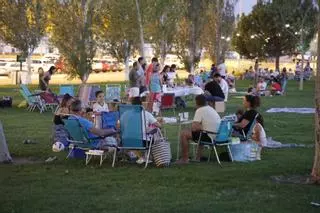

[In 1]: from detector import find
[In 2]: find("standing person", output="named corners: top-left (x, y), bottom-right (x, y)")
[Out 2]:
top-left (167, 64), bottom-right (177, 87)
top-left (149, 63), bottom-right (162, 115)
top-left (280, 67), bottom-right (288, 94)
top-left (176, 95), bottom-right (221, 164)
top-left (217, 58), bottom-right (226, 78)
top-left (137, 57), bottom-right (146, 86)
top-left (128, 62), bottom-right (140, 99)
top-left (295, 61), bottom-right (301, 80)
top-left (213, 73), bottom-right (229, 102)
top-left (40, 66), bottom-right (56, 91)
top-left (145, 57), bottom-right (159, 87)
top-left (160, 65), bottom-right (170, 85)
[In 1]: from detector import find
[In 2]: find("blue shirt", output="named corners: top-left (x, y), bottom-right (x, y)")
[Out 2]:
top-left (150, 73), bottom-right (162, 93)
top-left (69, 115), bottom-right (96, 139)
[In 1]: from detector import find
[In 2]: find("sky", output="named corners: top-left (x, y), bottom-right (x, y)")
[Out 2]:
top-left (234, 0), bottom-right (257, 15)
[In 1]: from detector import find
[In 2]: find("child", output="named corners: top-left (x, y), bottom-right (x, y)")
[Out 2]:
top-left (93, 91), bottom-right (109, 128)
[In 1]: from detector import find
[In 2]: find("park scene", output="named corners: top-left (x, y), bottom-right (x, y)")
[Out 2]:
top-left (0, 0), bottom-right (320, 212)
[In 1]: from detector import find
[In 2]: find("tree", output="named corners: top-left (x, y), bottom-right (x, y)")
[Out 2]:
top-left (143, 0), bottom-right (183, 66)
top-left (0, 0), bottom-right (47, 82)
top-left (47, 0), bottom-right (105, 83)
top-left (311, 0), bottom-right (320, 184)
top-left (174, 0), bottom-right (208, 73)
top-left (232, 1), bottom-right (317, 71)
top-left (135, 0), bottom-right (145, 58)
top-left (274, 0), bottom-right (318, 90)
top-left (98, 0), bottom-right (139, 80)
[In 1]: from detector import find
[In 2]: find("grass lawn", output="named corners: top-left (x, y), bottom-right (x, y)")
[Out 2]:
top-left (0, 80), bottom-right (319, 213)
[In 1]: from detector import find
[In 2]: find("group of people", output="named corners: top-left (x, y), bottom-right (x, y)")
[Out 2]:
top-left (176, 94), bottom-right (265, 164)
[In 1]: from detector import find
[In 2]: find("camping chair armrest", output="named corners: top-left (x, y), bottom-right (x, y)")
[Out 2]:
top-left (200, 130), bottom-right (217, 135)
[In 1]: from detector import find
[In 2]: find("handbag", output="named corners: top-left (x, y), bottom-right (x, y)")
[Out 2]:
top-left (151, 129), bottom-right (172, 167)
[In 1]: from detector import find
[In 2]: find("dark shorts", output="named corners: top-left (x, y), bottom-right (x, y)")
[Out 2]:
top-left (192, 131), bottom-right (212, 142)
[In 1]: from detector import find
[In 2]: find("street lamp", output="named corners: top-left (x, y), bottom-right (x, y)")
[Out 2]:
top-left (236, 33), bottom-right (240, 37)
top-left (226, 37), bottom-right (231, 41)
top-left (285, 24), bottom-right (290, 28)
top-left (250, 35), bottom-right (255, 39)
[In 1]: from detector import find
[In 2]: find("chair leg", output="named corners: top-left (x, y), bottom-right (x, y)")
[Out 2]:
top-left (86, 154), bottom-right (92, 165)
top-left (208, 147), bottom-right (213, 162)
top-left (227, 145), bottom-right (233, 162)
top-left (213, 145), bottom-right (222, 167)
top-left (66, 148), bottom-right (74, 159)
top-left (145, 142), bottom-right (153, 169)
top-left (112, 148), bottom-right (117, 168)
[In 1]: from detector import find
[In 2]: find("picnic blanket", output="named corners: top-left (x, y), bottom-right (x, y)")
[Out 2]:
top-left (264, 137), bottom-right (313, 148)
top-left (266, 108), bottom-right (315, 114)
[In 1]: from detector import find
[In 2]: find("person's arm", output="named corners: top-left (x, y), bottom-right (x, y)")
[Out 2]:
top-left (233, 119), bottom-right (250, 129)
top-left (191, 121), bottom-right (202, 132)
top-left (89, 127), bottom-right (117, 137)
top-left (41, 75), bottom-right (48, 88)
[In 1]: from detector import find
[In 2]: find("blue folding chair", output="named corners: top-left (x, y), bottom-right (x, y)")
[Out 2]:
top-left (105, 84), bottom-right (121, 102)
top-left (101, 111), bottom-right (120, 129)
top-left (59, 85), bottom-right (75, 97)
top-left (195, 120), bottom-right (234, 167)
top-left (113, 104), bottom-right (155, 168)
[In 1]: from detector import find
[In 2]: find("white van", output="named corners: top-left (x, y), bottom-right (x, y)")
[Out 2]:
top-left (31, 59), bottom-right (55, 73)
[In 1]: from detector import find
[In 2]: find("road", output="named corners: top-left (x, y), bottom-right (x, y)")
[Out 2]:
top-left (0, 70), bottom-right (190, 85)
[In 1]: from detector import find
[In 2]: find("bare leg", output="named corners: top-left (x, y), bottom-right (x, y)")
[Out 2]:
top-left (180, 129), bottom-right (192, 162)
top-left (196, 145), bottom-right (204, 161)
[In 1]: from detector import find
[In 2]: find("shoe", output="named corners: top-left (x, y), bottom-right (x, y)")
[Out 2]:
top-left (136, 157), bottom-right (153, 164)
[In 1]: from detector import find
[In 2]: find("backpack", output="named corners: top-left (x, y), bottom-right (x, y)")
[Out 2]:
top-left (0, 97), bottom-right (12, 108)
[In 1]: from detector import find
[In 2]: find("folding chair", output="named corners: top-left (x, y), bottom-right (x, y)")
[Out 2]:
top-left (105, 84), bottom-right (121, 103)
top-left (63, 116), bottom-right (117, 166)
top-left (113, 104), bottom-right (155, 168)
top-left (192, 120), bottom-right (234, 167)
top-left (19, 89), bottom-right (45, 113)
top-left (101, 111), bottom-right (120, 129)
top-left (39, 92), bottom-right (59, 112)
top-left (59, 85), bottom-right (75, 97)
top-left (160, 93), bottom-right (176, 116)
top-left (240, 113), bottom-right (259, 142)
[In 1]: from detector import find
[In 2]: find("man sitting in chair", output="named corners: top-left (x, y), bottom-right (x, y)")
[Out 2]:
top-left (176, 95), bottom-right (221, 164)
top-left (69, 100), bottom-right (118, 149)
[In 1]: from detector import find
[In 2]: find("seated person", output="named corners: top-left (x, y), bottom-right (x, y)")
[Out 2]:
top-left (256, 78), bottom-right (267, 95)
top-left (270, 78), bottom-right (282, 95)
top-left (176, 95), bottom-right (221, 164)
top-left (53, 94), bottom-right (74, 145)
top-left (124, 97), bottom-right (161, 164)
top-left (233, 95), bottom-right (264, 139)
top-left (69, 100), bottom-right (117, 149)
top-left (185, 74), bottom-right (195, 86)
top-left (204, 76), bottom-right (225, 102)
top-left (213, 73), bottom-right (229, 101)
top-left (93, 90), bottom-right (109, 128)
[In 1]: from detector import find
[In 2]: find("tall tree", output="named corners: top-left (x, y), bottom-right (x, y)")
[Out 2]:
top-left (98, 0), bottom-right (139, 80)
top-left (47, 0), bottom-right (105, 83)
top-left (135, 0), bottom-right (145, 58)
top-left (0, 0), bottom-right (46, 82)
top-left (232, 0), bottom-right (317, 72)
top-left (312, 0), bottom-right (320, 184)
top-left (144, 0), bottom-right (182, 66)
top-left (174, 0), bottom-right (208, 73)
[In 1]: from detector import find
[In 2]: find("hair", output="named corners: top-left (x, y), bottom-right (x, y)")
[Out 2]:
top-left (151, 57), bottom-right (158, 63)
top-left (132, 61), bottom-right (138, 68)
top-left (247, 87), bottom-right (254, 93)
top-left (282, 67), bottom-right (287, 72)
top-left (236, 108), bottom-right (244, 116)
top-left (213, 73), bottom-right (221, 78)
top-left (211, 63), bottom-right (215, 67)
top-left (245, 95), bottom-right (261, 109)
top-left (195, 95), bottom-right (207, 107)
top-left (131, 97), bottom-right (142, 105)
top-left (138, 57), bottom-right (144, 63)
top-left (48, 66), bottom-right (56, 74)
top-left (70, 99), bottom-right (82, 112)
top-left (60, 94), bottom-right (73, 108)
top-left (161, 65), bottom-right (170, 73)
top-left (170, 64), bottom-right (176, 69)
top-left (153, 63), bottom-right (160, 72)
top-left (95, 90), bottom-right (104, 98)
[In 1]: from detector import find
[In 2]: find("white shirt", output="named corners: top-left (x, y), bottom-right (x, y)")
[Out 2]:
top-left (217, 63), bottom-right (226, 77)
top-left (193, 106), bottom-right (221, 140)
top-left (257, 82), bottom-right (267, 91)
top-left (219, 78), bottom-right (229, 101)
top-left (93, 102), bottom-right (109, 112)
top-left (142, 110), bottom-right (157, 140)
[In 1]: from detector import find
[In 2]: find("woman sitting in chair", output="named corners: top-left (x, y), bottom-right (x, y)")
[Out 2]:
top-left (52, 94), bottom-right (74, 145)
top-left (233, 95), bottom-right (264, 139)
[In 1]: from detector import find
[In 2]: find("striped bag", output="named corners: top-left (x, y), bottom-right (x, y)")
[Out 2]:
top-left (151, 130), bottom-right (171, 167)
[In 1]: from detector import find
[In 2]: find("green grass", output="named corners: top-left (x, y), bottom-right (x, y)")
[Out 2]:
top-left (0, 80), bottom-right (319, 213)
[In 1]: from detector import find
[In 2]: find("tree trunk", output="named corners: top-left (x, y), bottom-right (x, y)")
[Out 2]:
top-left (159, 39), bottom-right (166, 67)
top-left (135, 0), bottom-right (145, 58)
top-left (124, 40), bottom-right (130, 81)
top-left (26, 53), bottom-right (33, 84)
top-left (275, 55), bottom-right (280, 71)
top-left (214, 0), bottom-right (222, 64)
top-left (311, 12), bottom-right (320, 184)
top-left (299, 49), bottom-right (305, 91)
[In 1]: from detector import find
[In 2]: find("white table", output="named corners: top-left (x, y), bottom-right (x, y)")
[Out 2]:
top-left (164, 86), bottom-right (203, 97)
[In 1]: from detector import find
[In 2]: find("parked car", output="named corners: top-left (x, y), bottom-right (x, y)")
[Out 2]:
top-left (92, 59), bottom-right (110, 73)
top-left (31, 59), bottom-right (55, 73)
top-left (0, 62), bottom-right (28, 76)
